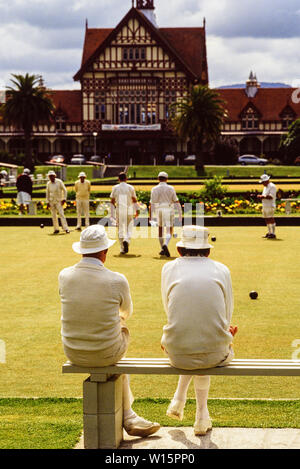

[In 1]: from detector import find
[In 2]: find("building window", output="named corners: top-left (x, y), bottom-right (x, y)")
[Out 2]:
top-left (95, 92), bottom-right (106, 121)
top-left (282, 112), bottom-right (294, 129)
top-left (165, 90), bottom-right (177, 119)
top-left (241, 108), bottom-right (259, 130)
top-left (55, 115), bottom-right (66, 132)
top-left (123, 47), bottom-right (146, 61)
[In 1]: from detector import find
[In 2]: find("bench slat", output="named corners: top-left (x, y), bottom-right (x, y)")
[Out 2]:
top-left (62, 358), bottom-right (300, 377)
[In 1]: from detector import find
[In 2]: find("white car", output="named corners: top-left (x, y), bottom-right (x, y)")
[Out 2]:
top-left (70, 154), bottom-right (86, 165)
top-left (238, 155), bottom-right (268, 165)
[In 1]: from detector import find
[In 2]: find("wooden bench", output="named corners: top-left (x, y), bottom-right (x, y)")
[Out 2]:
top-left (62, 357), bottom-right (300, 449)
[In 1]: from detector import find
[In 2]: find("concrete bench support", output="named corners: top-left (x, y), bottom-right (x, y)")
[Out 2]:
top-left (83, 374), bottom-right (123, 449)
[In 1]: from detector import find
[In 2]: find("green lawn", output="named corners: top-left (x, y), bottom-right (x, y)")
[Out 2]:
top-left (127, 165), bottom-right (300, 179)
top-left (0, 226), bottom-right (300, 400)
top-left (1, 398), bottom-right (299, 449)
top-left (3, 164), bottom-right (300, 182)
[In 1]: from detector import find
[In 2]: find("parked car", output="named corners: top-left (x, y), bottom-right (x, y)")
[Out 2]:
top-left (89, 155), bottom-right (102, 163)
top-left (238, 154), bottom-right (268, 165)
top-left (70, 154), bottom-right (86, 165)
top-left (294, 156), bottom-right (300, 166)
top-left (49, 154), bottom-right (65, 164)
top-left (164, 154), bottom-right (175, 163)
top-left (184, 155), bottom-right (196, 161)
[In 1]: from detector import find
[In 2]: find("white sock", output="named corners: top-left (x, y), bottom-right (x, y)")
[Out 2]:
top-left (271, 224), bottom-right (276, 234)
top-left (267, 224), bottom-right (272, 234)
top-left (165, 233), bottom-right (172, 246)
top-left (124, 408), bottom-right (136, 420)
top-left (159, 237), bottom-right (164, 247)
top-left (123, 375), bottom-right (134, 411)
top-left (173, 375), bottom-right (193, 403)
top-left (194, 376), bottom-right (210, 421)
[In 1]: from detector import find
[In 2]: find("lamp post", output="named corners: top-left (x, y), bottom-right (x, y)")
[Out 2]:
top-left (93, 132), bottom-right (97, 156)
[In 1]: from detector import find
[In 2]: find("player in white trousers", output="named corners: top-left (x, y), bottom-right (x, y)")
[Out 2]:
top-left (75, 171), bottom-right (91, 231)
top-left (46, 170), bottom-right (70, 234)
top-left (257, 174), bottom-right (277, 239)
top-left (150, 171), bottom-right (182, 257)
top-left (110, 172), bottom-right (139, 255)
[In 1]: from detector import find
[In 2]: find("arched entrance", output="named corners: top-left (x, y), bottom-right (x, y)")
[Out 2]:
top-left (240, 136), bottom-right (261, 155)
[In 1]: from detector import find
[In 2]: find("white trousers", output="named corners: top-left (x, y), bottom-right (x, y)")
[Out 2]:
top-left (49, 201), bottom-right (68, 231)
top-left (117, 210), bottom-right (134, 246)
top-left (76, 199), bottom-right (90, 228)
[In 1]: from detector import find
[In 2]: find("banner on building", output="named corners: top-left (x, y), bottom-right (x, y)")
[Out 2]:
top-left (102, 124), bottom-right (161, 131)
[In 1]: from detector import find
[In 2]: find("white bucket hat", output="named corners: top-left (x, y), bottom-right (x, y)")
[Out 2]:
top-left (23, 168), bottom-right (30, 174)
top-left (158, 171), bottom-right (168, 179)
top-left (259, 174), bottom-right (270, 183)
top-left (78, 172), bottom-right (86, 178)
top-left (72, 225), bottom-right (115, 254)
top-left (176, 225), bottom-right (213, 249)
top-left (47, 170), bottom-right (56, 177)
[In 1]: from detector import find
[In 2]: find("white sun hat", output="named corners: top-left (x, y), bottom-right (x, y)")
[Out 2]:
top-left (259, 174), bottom-right (270, 183)
top-left (176, 225), bottom-right (213, 249)
top-left (47, 170), bottom-right (56, 177)
top-left (158, 171), bottom-right (168, 179)
top-left (72, 225), bottom-right (115, 254)
top-left (78, 171), bottom-right (86, 178)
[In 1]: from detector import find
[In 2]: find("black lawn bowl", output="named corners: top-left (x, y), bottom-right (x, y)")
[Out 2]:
top-left (249, 291), bottom-right (258, 300)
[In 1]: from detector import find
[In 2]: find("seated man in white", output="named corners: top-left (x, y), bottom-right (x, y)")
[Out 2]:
top-left (161, 225), bottom-right (238, 435)
top-left (59, 225), bottom-right (160, 437)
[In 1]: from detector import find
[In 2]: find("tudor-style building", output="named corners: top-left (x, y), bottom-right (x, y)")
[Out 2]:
top-left (0, 0), bottom-right (208, 164)
top-left (218, 73), bottom-right (300, 159)
top-left (73, 0), bottom-right (208, 163)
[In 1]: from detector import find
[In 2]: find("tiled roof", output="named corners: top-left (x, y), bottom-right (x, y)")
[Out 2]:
top-left (49, 90), bottom-right (82, 123)
top-left (217, 87), bottom-right (300, 122)
top-left (77, 25), bottom-right (207, 80)
top-left (159, 27), bottom-right (207, 80)
top-left (81, 28), bottom-right (113, 65)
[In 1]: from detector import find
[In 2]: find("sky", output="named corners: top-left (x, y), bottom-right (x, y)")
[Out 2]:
top-left (0, 0), bottom-right (300, 91)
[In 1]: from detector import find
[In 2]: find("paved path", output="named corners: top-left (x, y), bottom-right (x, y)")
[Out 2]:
top-left (75, 427), bottom-right (300, 450)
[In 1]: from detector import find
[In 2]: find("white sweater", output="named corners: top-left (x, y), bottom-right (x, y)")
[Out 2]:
top-left (161, 257), bottom-right (233, 356)
top-left (46, 178), bottom-right (67, 203)
top-left (59, 258), bottom-right (133, 351)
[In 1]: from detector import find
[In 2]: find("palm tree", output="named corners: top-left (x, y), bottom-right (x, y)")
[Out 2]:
top-left (171, 85), bottom-right (226, 174)
top-left (2, 74), bottom-right (55, 170)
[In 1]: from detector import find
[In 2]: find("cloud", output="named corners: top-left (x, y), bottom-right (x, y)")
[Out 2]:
top-left (0, 0), bottom-right (299, 89)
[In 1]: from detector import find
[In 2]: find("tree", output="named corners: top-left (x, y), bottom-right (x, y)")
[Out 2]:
top-left (171, 85), bottom-right (226, 174)
top-left (1, 74), bottom-right (55, 170)
top-left (279, 119), bottom-right (300, 164)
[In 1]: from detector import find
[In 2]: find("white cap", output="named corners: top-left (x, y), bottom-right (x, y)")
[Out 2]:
top-left (72, 225), bottom-right (115, 254)
top-left (47, 170), bottom-right (56, 177)
top-left (259, 174), bottom-right (270, 183)
top-left (176, 225), bottom-right (213, 250)
top-left (158, 171), bottom-right (168, 179)
top-left (78, 172), bottom-right (86, 178)
top-left (1, 170), bottom-right (8, 176)
top-left (23, 168), bottom-right (30, 174)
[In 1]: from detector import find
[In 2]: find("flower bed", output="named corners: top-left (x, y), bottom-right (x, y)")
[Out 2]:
top-left (1, 197), bottom-right (300, 216)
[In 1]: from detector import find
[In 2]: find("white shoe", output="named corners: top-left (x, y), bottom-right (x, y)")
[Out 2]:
top-left (193, 418), bottom-right (212, 436)
top-left (124, 415), bottom-right (160, 437)
top-left (166, 399), bottom-right (185, 421)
